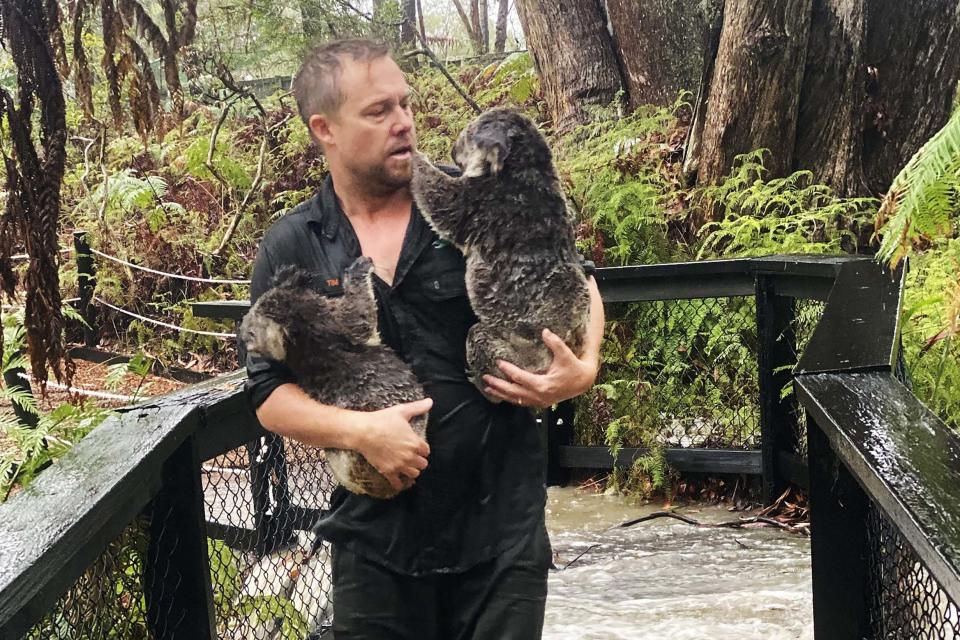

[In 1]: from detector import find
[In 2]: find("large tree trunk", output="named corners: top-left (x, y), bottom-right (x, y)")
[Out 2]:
top-left (860, 0), bottom-right (960, 194)
top-left (696, 0), bottom-right (814, 185)
top-left (478, 0), bottom-right (489, 54)
top-left (792, 0), bottom-right (868, 196)
top-left (603, 0), bottom-right (719, 108)
top-left (494, 0), bottom-right (509, 53)
top-left (514, 0), bottom-right (623, 132)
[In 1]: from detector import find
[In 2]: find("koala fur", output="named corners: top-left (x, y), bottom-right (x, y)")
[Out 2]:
top-left (240, 257), bottom-right (427, 499)
top-left (411, 107), bottom-right (591, 397)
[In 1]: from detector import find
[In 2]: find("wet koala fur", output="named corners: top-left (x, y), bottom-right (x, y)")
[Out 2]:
top-left (240, 257), bottom-right (426, 499)
top-left (411, 107), bottom-right (591, 397)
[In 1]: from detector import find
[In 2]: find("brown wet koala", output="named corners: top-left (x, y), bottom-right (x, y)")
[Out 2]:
top-left (411, 107), bottom-right (591, 400)
top-left (240, 256), bottom-right (427, 498)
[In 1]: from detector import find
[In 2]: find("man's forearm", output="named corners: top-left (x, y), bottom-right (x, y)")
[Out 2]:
top-left (582, 276), bottom-right (605, 377)
top-left (255, 383), bottom-right (363, 450)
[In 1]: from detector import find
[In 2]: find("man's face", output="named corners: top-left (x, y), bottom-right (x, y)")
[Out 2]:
top-left (314, 56), bottom-right (417, 194)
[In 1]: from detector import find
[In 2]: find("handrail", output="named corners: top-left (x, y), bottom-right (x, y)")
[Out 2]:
top-left (0, 372), bottom-right (260, 638)
top-left (793, 257), bottom-right (960, 632)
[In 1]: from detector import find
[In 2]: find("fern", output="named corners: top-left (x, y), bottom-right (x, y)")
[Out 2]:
top-left (696, 151), bottom-right (877, 259)
top-left (876, 108), bottom-right (960, 267)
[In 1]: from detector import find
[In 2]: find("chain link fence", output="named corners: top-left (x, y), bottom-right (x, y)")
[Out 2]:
top-left (203, 436), bottom-right (337, 639)
top-left (22, 510), bottom-right (179, 639)
top-left (584, 296), bottom-right (760, 451)
top-left (867, 502), bottom-right (960, 639)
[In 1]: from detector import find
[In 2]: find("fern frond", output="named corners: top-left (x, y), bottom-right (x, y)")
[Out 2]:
top-left (877, 109), bottom-right (960, 265)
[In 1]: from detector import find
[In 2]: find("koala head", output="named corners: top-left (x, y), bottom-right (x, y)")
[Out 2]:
top-left (240, 267), bottom-right (346, 369)
top-left (452, 107), bottom-right (551, 178)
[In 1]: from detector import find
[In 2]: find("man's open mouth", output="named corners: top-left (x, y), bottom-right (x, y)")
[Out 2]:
top-left (389, 145), bottom-right (413, 160)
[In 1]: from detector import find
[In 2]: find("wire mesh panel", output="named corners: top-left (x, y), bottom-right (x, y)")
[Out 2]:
top-left (203, 437), bottom-right (338, 639)
top-left (21, 509), bottom-right (182, 639)
top-left (590, 296), bottom-right (761, 450)
top-left (867, 502), bottom-right (960, 639)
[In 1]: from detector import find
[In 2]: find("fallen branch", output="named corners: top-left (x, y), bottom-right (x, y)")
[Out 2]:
top-left (613, 508), bottom-right (809, 536)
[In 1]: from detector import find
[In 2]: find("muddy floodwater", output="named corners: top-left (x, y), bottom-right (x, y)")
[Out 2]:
top-left (543, 487), bottom-right (813, 640)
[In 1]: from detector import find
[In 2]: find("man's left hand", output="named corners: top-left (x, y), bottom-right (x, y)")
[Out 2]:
top-left (482, 328), bottom-right (599, 409)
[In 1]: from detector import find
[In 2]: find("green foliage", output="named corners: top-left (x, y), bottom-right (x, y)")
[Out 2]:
top-left (1, 311), bottom-right (113, 501)
top-left (876, 108), bottom-right (960, 266)
top-left (901, 240), bottom-right (960, 429)
top-left (696, 150), bottom-right (878, 258)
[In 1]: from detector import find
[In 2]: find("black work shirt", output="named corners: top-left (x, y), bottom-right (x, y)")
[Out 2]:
top-left (245, 174), bottom-right (549, 576)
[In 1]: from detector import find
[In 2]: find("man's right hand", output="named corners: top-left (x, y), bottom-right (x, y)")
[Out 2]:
top-left (350, 398), bottom-right (432, 493)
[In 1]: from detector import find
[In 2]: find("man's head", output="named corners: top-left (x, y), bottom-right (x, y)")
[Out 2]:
top-left (294, 39), bottom-right (416, 194)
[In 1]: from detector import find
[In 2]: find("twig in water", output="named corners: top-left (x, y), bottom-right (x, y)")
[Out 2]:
top-left (562, 543), bottom-right (599, 570)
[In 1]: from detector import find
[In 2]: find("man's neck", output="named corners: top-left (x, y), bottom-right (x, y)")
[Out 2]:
top-left (329, 166), bottom-right (412, 224)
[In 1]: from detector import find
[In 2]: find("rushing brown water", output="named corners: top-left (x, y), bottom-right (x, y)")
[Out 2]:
top-left (543, 487), bottom-right (813, 640)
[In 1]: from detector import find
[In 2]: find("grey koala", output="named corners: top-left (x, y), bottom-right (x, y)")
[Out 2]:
top-left (411, 107), bottom-right (591, 398)
top-left (240, 256), bottom-right (427, 499)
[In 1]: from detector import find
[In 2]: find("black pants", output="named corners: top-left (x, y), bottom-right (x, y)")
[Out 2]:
top-left (330, 526), bottom-right (551, 640)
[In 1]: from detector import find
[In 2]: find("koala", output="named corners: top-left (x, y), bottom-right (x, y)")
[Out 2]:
top-left (240, 257), bottom-right (427, 499)
top-left (411, 107), bottom-right (591, 398)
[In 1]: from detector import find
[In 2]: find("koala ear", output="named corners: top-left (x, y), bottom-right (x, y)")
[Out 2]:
top-left (462, 125), bottom-right (511, 177)
top-left (271, 265), bottom-right (313, 290)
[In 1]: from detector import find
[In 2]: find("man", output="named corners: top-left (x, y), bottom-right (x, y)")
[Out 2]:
top-left (246, 38), bottom-right (605, 639)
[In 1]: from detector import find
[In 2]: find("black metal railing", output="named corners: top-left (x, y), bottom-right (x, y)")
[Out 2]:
top-left (1, 254), bottom-right (958, 640)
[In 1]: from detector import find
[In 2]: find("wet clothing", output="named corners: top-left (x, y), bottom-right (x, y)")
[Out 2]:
top-left (245, 172), bottom-right (586, 575)
top-left (329, 521), bottom-right (551, 640)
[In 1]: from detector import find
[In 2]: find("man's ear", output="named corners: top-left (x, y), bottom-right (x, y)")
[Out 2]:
top-left (309, 113), bottom-right (335, 149)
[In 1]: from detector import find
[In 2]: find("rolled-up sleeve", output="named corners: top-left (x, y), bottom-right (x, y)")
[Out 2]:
top-left (244, 240), bottom-right (296, 410)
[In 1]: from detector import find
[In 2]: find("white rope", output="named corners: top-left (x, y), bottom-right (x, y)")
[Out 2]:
top-left (9, 248), bottom-right (73, 261)
top-left (94, 297), bottom-right (237, 338)
top-left (87, 247), bottom-right (251, 285)
top-left (17, 372), bottom-right (143, 402)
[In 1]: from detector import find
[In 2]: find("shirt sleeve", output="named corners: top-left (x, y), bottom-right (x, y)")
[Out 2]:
top-left (244, 240), bottom-right (296, 410)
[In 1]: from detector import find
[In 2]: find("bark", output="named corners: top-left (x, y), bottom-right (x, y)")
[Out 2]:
top-left (696, 0), bottom-right (814, 186)
top-left (478, 0), bottom-right (489, 53)
top-left (400, 0), bottom-right (416, 45)
top-left (514, 0), bottom-right (624, 132)
top-left (859, 0), bottom-right (960, 194)
top-left (603, 0), bottom-right (718, 108)
top-left (681, 1), bottom-right (724, 183)
top-left (793, 0), bottom-right (868, 196)
top-left (494, 0), bottom-right (509, 53)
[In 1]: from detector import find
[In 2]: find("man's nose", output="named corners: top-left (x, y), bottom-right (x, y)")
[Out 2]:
top-left (391, 106), bottom-right (413, 135)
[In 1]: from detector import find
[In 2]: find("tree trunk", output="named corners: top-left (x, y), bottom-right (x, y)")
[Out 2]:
top-left (478, 0), bottom-right (489, 54)
top-left (792, 0), bottom-right (868, 196)
top-left (696, 0), bottom-right (814, 186)
top-left (603, 0), bottom-right (719, 108)
top-left (494, 0), bottom-right (509, 53)
top-left (400, 0), bottom-right (416, 45)
top-left (859, 0), bottom-right (960, 194)
top-left (514, 0), bottom-right (624, 132)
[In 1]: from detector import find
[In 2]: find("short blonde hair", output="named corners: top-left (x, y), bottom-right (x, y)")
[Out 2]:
top-left (292, 39), bottom-right (392, 124)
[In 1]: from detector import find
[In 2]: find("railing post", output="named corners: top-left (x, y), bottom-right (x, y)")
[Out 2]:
top-left (73, 230), bottom-right (98, 347)
top-left (2, 351), bottom-right (37, 428)
top-left (144, 435), bottom-right (216, 640)
top-left (755, 275), bottom-right (798, 503)
top-left (807, 416), bottom-right (870, 639)
top-left (545, 399), bottom-right (574, 486)
top-left (247, 434), bottom-right (296, 555)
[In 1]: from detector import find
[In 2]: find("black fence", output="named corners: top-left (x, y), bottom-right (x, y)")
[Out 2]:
top-left (1, 255), bottom-right (958, 640)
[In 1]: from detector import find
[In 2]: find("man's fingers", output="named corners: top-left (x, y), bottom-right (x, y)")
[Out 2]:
top-left (495, 360), bottom-right (538, 387)
top-left (385, 473), bottom-right (404, 492)
top-left (416, 439), bottom-right (430, 457)
top-left (542, 328), bottom-right (575, 361)
top-left (399, 397), bottom-right (433, 418)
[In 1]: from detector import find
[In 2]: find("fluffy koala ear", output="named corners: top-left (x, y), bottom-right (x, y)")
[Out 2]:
top-left (271, 265), bottom-right (314, 290)
top-left (462, 125), bottom-right (511, 177)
